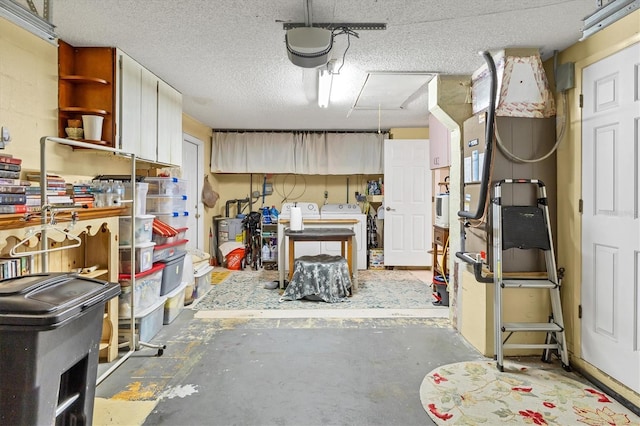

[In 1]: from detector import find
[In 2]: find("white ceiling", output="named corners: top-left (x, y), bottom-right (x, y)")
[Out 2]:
top-left (23, 0), bottom-right (598, 131)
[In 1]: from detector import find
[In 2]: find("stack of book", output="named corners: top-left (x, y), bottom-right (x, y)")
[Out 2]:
top-left (25, 172), bottom-right (74, 208)
top-left (69, 182), bottom-right (95, 208)
top-left (0, 154), bottom-right (29, 214)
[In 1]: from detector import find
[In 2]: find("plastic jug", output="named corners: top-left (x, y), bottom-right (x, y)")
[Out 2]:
top-left (262, 206), bottom-right (271, 224)
top-left (270, 205), bottom-right (279, 223)
top-left (261, 243), bottom-right (270, 261)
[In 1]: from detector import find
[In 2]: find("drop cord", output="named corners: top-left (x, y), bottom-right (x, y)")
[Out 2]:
top-left (495, 91), bottom-right (568, 163)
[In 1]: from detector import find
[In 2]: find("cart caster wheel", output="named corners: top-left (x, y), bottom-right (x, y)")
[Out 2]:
top-left (157, 348), bottom-right (164, 356)
top-left (562, 363), bottom-right (571, 372)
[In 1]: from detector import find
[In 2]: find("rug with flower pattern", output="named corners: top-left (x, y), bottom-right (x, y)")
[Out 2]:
top-left (420, 360), bottom-right (640, 425)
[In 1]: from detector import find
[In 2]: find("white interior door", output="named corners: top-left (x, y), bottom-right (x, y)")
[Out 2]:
top-left (182, 133), bottom-right (204, 251)
top-left (383, 139), bottom-right (432, 266)
top-left (581, 42), bottom-right (640, 393)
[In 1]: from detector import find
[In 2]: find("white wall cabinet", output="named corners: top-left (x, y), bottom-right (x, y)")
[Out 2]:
top-left (117, 50), bottom-right (181, 166)
top-left (429, 113), bottom-right (451, 169)
top-left (157, 79), bottom-right (183, 166)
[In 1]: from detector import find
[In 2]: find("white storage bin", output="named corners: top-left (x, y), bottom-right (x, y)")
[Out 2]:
top-left (145, 177), bottom-right (187, 196)
top-left (123, 182), bottom-right (149, 216)
top-left (153, 240), bottom-right (188, 263)
top-left (187, 264), bottom-right (214, 304)
top-left (118, 263), bottom-right (165, 317)
top-left (146, 195), bottom-right (187, 214)
top-left (163, 280), bottom-right (187, 324)
top-left (153, 212), bottom-right (189, 230)
top-left (119, 296), bottom-right (166, 343)
top-left (119, 241), bottom-right (156, 274)
top-left (119, 214), bottom-right (155, 246)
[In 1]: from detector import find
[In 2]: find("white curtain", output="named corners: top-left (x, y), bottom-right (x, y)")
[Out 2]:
top-left (212, 131), bottom-right (386, 174)
top-left (211, 132), bottom-right (296, 173)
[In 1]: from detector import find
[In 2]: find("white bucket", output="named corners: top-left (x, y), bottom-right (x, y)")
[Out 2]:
top-left (82, 115), bottom-right (104, 141)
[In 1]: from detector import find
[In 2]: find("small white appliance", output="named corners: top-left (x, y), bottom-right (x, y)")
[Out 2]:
top-left (434, 193), bottom-right (450, 228)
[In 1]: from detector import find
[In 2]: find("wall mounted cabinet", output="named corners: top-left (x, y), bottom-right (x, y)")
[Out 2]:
top-left (58, 42), bottom-right (182, 166)
top-left (116, 50), bottom-right (182, 167)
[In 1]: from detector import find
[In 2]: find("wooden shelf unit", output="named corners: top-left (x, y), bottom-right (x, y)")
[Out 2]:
top-left (58, 41), bottom-right (116, 148)
top-left (0, 207), bottom-right (126, 362)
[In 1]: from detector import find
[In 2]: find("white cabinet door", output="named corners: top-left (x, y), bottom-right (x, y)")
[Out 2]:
top-left (157, 80), bottom-right (182, 166)
top-left (117, 51), bottom-right (142, 154)
top-left (139, 68), bottom-right (158, 162)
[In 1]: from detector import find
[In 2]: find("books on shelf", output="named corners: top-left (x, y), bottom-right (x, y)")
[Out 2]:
top-left (0, 256), bottom-right (31, 279)
top-left (0, 156), bottom-right (28, 214)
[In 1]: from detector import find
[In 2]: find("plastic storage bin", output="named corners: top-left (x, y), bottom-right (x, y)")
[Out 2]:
top-left (145, 177), bottom-right (187, 196)
top-left (152, 227), bottom-right (187, 245)
top-left (163, 280), bottom-right (187, 324)
top-left (153, 239), bottom-right (188, 263)
top-left (118, 263), bottom-right (164, 317)
top-left (119, 241), bottom-right (156, 274)
top-left (119, 296), bottom-right (166, 343)
top-left (119, 214), bottom-right (155, 246)
top-left (146, 195), bottom-right (187, 214)
top-left (188, 264), bottom-right (214, 302)
top-left (123, 182), bottom-right (149, 216)
top-left (0, 273), bottom-right (120, 425)
top-left (157, 251), bottom-right (186, 296)
top-left (153, 211), bottom-right (189, 229)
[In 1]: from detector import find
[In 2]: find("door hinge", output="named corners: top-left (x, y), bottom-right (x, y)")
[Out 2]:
top-left (578, 304), bottom-right (582, 319)
top-left (579, 94), bottom-right (583, 108)
top-left (579, 199), bottom-right (583, 213)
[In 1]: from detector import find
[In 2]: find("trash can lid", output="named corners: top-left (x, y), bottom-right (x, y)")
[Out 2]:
top-left (0, 273), bottom-right (120, 328)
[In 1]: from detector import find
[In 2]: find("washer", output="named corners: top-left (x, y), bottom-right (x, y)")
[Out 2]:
top-left (320, 203), bottom-right (367, 270)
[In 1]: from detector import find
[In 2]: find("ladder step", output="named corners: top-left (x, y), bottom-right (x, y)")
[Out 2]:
top-left (503, 343), bottom-right (561, 350)
top-left (502, 279), bottom-right (557, 289)
top-left (502, 322), bottom-right (563, 332)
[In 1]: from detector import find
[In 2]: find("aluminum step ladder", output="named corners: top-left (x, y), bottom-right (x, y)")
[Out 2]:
top-left (492, 179), bottom-right (570, 372)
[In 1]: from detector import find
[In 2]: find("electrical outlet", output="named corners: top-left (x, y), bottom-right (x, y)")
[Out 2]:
top-left (264, 182), bottom-right (273, 195)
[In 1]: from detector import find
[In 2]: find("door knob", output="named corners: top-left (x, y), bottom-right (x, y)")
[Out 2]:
top-left (386, 206), bottom-right (395, 211)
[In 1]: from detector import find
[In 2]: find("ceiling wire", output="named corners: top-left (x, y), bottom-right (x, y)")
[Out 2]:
top-left (331, 27), bottom-right (359, 74)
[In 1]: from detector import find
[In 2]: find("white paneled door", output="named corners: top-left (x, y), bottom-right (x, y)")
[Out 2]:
top-left (182, 133), bottom-right (204, 251)
top-left (383, 139), bottom-right (432, 266)
top-left (581, 42), bottom-right (640, 393)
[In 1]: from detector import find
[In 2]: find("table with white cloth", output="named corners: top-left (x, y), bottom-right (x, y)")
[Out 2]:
top-left (280, 254), bottom-right (352, 303)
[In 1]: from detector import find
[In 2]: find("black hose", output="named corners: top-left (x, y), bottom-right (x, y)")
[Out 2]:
top-left (458, 51), bottom-right (497, 220)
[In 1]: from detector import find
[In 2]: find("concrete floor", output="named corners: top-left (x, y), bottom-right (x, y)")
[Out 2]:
top-left (95, 309), bottom-right (488, 425)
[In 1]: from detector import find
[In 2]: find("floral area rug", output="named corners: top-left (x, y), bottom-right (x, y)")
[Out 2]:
top-left (192, 269), bottom-right (438, 311)
top-left (420, 360), bottom-right (640, 425)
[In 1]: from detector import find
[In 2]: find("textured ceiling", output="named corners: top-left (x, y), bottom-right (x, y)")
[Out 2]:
top-left (23, 0), bottom-right (597, 131)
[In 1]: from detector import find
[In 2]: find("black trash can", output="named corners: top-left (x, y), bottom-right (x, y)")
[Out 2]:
top-left (0, 273), bottom-right (120, 425)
